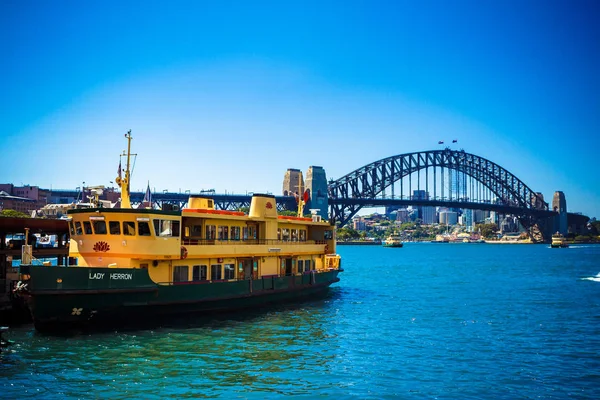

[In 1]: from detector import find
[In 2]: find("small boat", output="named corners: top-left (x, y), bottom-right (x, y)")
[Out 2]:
top-left (551, 233), bottom-right (569, 248)
top-left (14, 131), bottom-right (343, 333)
top-left (383, 233), bottom-right (403, 248)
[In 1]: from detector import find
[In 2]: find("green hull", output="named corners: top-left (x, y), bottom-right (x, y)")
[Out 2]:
top-left (18, 265), bottom-right (342, 333)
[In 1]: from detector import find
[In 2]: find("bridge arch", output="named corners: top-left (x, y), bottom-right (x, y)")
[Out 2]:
top-left (328, 149), bottom-right (549, 231)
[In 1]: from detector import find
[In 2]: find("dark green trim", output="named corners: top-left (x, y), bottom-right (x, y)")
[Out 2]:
top-left (67, 208), bottom-right (181, 216)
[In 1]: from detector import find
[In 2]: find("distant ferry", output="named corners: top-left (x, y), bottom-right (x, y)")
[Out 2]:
top-left (551, 233), bottom-right (569, 248)
top-left (15, 131), bottom-right (343, 333)
top-left (383, 233), bottom-right (403, 248)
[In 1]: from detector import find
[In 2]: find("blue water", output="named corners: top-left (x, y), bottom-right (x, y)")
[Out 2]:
top-left (2, 243), bottom-right (600, 399)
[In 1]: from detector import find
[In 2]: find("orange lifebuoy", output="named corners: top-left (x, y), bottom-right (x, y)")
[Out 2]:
top-left (181, 246), bottom-right (188, 259)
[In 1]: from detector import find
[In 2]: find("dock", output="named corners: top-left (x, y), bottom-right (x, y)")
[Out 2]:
top-left (0, 217), bottom-right (69, 316)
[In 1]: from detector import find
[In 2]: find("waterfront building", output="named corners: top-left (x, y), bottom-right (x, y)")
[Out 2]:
top-left (353, 216), bottom-right (366, 231)
top-left (0, 191), bottom-right (36, 214)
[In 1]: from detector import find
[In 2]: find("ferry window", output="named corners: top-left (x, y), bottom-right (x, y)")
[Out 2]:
top-left (300, 230), bottom-right (306, 241)
top-left (211, 264), bottom-right (222, 280)
top-left (138, 221), bottom-right (151, 236)
top-left (277, 228), bottom-right (281, 240)
top-left (282, 228), bottom-right (290, 241)
top-left (109, 221), bottom-right (121, 235)
top-left (249, 226), bottom-right (257, 239)
top-left (291, 229), bottom-right (298, 241)
top-left (324, 230), bottom-right (333, 240)
top-left (242, 227), bottom-right (248, 240)
top-left (173, 265), bottom-right (189, 282)
top-left (191, 225), bottom-right (202, 237)
top-left (224, 263), bottom-right (235, 280)
top-left (305, 260), bottom-right (311, 271)
top-left (75, 221), bottom-right (83, 235)
top-left (83, 221), bottom-right (92, 234)
top-left (206, 225), bottom-right (216, 240)
top-left (93, 221), bottom-right (107, 234)
top-left (69, 222), bottom-right (75, 236)
top-left (92, 220), bottom-right (107, 234)
top-left (218, 226), bottom-right (228, 240)
top-left (153, 220), bottom-right (181, 237)
top-left (298, 260), bottom-right (304, 273)
top-left (230, 226), bottom-right (240, 240)
top-left (193, 265), bottom-right (207, 281)
top-left (123, 221), bottom-right (136, 236)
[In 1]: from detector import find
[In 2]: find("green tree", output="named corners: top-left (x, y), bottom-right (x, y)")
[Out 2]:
top-left (475, 223), bottom-right (498, 238)
top-left (0, 209), bottom-right (30, 218)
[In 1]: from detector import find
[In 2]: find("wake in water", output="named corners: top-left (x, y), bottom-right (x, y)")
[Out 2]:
top-left (581, 273), bottom-right (600, 282)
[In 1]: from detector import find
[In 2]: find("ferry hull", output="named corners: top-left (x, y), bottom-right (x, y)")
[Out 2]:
top-left (18, 265), bottom-right (341, 333)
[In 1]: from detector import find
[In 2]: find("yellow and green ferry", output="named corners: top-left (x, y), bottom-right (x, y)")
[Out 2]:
top-left (16, 132), bottom-right (342, 332)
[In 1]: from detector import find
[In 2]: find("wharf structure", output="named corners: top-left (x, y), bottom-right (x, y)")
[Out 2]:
top-left (0, 217), bottom-right (69, 316)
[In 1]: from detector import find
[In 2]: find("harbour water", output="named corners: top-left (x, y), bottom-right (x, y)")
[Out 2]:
top-left (1, 243), bottom-right (599, 399)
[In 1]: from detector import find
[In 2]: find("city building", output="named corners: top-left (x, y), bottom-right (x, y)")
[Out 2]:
top-left (439, 210), bottom-right (458, 225)
top-left (353, 216), bottom-right (366, 231)
top-left (395, 208), bottom-right (409, 223)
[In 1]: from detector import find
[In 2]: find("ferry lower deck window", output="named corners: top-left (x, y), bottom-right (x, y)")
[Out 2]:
top-left (191, 225), bottom-right (202, 237)
top-left (300, 230), bottom-right (306, 241)
top-left (206, 225), bottom-right (216, 240)
top-left (211, 264), bottom-right (222, 280)
top-left (230, 226), bottom-right (240, 240)
top-left (83, 221), bottom-right (92, 235)
top-left (123, 221), bottom-right (136, 235)
top-left (291, 229), bottom-right (298, 241)
top-left (92, 221), bottom-right (107, 234)
top-left (224, 264), bottom-right (235, 280)
top-left (69, 222), bottom-right (75, 236)
top-left (282, 228), bottom-right (290, 241)
top-left (298, 260), bottom-right (304, 273)
top-left (75, 221), bottom-right (83, 235)
top-left (305, 260), bottom-right (312, 271)
top-left (193, 265), bottom-right (207, 281)
top-left (173, 265), bottom-right (189, 282)
top-left (138, 221), bottom-right (151, 236)
top-left (109, 221), bottom-right (121, 235)
top-left (218, 226), bottom-right (228, 240)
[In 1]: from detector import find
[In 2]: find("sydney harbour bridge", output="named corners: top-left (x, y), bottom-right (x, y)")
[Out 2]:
top-left (51, 149), bottom-right (574, 242)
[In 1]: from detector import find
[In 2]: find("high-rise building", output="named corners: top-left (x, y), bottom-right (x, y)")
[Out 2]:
top-left (412, 190), bottom-right (436, 224)
top-left (395, 208), bottom-right (410, 223)
top-left (305, 166), bottom-right (328, 219)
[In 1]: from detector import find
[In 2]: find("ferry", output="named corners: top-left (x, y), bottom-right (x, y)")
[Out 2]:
top-left (14, 132), bottom-right (342, 332)
top-left (382, 233), bottom-right (403, 248)
top-left (550, 233), bottom-right (569, 248)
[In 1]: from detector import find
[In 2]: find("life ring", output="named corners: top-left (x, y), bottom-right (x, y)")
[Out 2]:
top-left (180, 246), bottom-right (188, 259)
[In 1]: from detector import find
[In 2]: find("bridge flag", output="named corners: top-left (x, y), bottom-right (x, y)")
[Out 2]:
top-left (303, 189), bottom-right (310, 203)
top-left (118, 160), bottom-right (122, 179)
top-left (452, 139), bottom-right (458, 143)
top-left (438, 141), bottom-right (444, 144)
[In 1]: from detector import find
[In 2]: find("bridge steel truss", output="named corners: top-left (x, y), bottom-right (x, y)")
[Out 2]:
top-left (328, 149), bottom-right (553, 240)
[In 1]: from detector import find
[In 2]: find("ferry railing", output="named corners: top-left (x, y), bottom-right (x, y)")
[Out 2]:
top-left (181, 239), bottom-right (327, 246)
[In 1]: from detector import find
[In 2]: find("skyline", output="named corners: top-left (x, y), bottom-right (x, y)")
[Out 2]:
top-left (1, 1), bottom-right (599, 218)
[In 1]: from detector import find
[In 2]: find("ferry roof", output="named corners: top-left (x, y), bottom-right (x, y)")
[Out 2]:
top-left (0, 217), bottom-right (69, 234)
top-left (67, 208), bottom-right (181, 216)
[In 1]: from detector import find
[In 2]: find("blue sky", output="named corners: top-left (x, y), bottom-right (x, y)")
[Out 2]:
top-left (1, 0), bottom-right (599, 218)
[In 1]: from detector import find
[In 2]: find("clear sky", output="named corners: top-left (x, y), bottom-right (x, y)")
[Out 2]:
top-left (1, 0), bottom-right (599, 218)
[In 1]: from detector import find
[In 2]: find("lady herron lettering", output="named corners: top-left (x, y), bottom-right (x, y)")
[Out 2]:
top-left (88, 272), bottom-right (133, 280)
